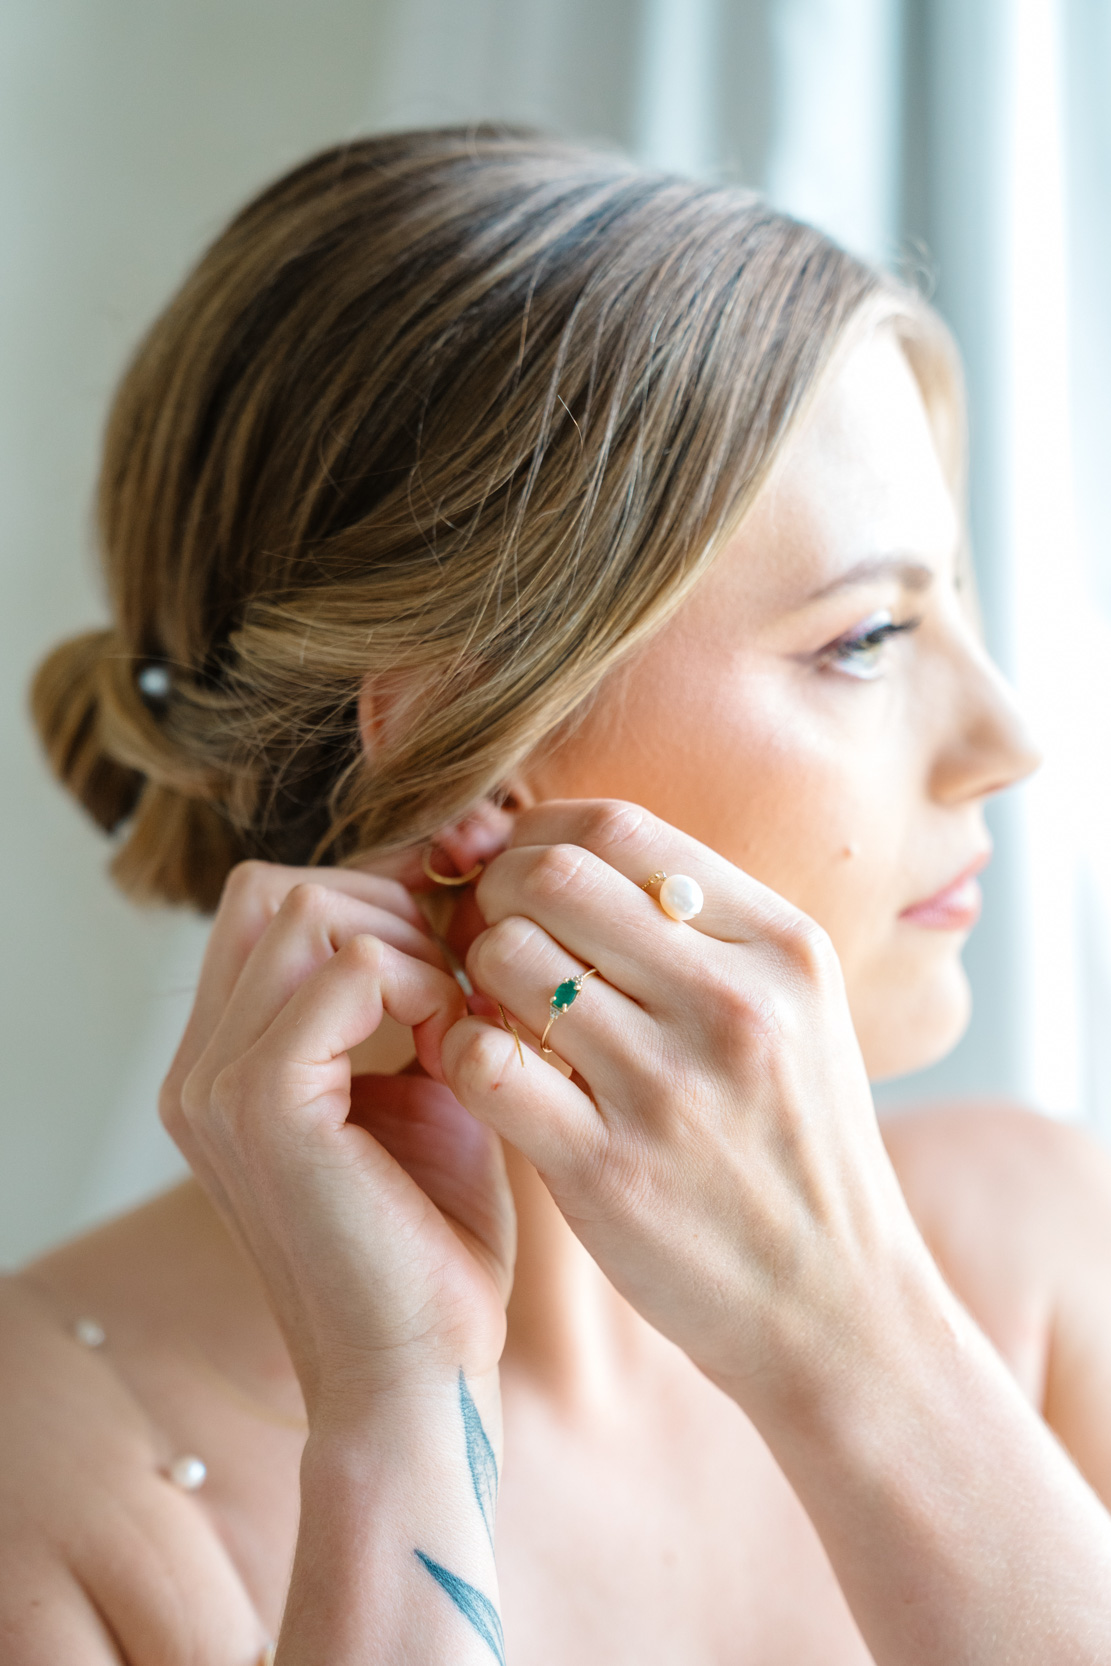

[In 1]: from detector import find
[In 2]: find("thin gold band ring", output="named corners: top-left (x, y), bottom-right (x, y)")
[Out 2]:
top-left (540, 968), bottom-right (598, 1054)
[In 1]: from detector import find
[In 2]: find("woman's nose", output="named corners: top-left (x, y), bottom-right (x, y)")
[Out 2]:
top-left (929, 635), bottom-right (1042, 806)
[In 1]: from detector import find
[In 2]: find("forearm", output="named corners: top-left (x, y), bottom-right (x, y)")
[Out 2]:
top-left (277, 1373), bottom-right (504, 1666)
top-left (738, 1268), bottom-right (1111, 1666)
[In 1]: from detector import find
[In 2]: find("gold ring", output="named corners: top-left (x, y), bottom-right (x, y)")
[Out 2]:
top-left (421, 846), bottom-right (485, 887)
top-left (540, 968), bottom-right (598, 1054)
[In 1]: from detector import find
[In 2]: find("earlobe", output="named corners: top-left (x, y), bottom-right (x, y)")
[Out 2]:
top-left (431, 800), bottom-right (516, 877)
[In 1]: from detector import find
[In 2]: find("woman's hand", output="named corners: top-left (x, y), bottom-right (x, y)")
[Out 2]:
top-left (442, 800), bottom-right (1111, 1664)
top-left (160, 861), bottom-right (516, 1422)
top-left (441, 798), bottom-right (940, 1420)
top-left (160, 860), bottom-right (516, 1664)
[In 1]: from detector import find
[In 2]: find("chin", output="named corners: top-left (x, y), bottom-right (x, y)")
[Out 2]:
top-left (857, 952), bottom-right (973, 1084)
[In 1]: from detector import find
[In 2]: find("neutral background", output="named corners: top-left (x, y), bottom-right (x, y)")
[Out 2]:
top-left (3, 0), bottom-right (1109, 1264)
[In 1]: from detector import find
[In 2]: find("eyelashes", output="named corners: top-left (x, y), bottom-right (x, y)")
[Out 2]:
top-left (819, 610), bottom-right (922, 681)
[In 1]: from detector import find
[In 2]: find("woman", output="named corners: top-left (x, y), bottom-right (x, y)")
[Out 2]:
top-left (6, 125), bottom-right (1111, 1663)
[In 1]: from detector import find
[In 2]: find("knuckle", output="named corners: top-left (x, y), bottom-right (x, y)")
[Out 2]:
top-left (218, 860), bottom-right (320, 940)
top-left (525, 842), bottom-right (592, 904)
top-left (209, 1057), bottom-right (253, 1126)
top-left (219, 859), bottom-right (275, 909)
top-left (470, 915), bottom-right (537, 984)
top-left (337, 932), bottom-right (386, 975)
top-left (449, 1020), bottom-right (517, 1097)
top-left (776, 913), bottom-right (836, 984)
top-left (581, 798), bottom-right (652, 857)
top-left (172, 1057), bottom-right (224, 1136)
top-left (702, 961), bottom-right (758, 1021)
top-left (281, 880), bottom-right (335, 926)
top-left (702, 967), bottom-right (784, 1060)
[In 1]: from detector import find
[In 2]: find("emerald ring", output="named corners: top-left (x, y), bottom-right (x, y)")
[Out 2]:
top-left (540, 967), bottom-right (598, 1054)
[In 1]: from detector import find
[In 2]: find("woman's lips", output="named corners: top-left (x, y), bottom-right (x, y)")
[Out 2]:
top-left (900, 853), bottom-right (990, 931)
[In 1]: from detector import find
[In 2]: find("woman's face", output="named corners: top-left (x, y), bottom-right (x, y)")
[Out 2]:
top-left (521, 327), bottom-right (1039, 1080)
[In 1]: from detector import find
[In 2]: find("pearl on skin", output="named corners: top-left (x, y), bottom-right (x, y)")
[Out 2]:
top-left (168, 1454), bottom-right (207, 1491)
top-left (658, 873), bottom-right (704, 922)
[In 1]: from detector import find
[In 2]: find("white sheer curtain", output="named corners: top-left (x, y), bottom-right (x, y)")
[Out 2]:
top-left (1059, 0), bottom-right (1111, 1137)
top-left (874, 0), bottom-right (1111, 1131)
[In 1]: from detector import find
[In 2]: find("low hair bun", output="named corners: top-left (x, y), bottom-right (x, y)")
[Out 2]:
top-left (30, 629), bottom-right (145, 835)
top-left (30, 628), bottom-right (251, 911)
top-left (109, 781), bottom-right (248, 913)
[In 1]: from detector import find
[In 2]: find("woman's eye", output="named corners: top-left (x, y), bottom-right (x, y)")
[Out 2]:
top-left (820, 611), bottom-right (921, 681)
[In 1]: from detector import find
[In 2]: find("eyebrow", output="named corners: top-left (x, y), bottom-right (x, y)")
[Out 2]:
top-left (803, 554), bottom-right (935, 604)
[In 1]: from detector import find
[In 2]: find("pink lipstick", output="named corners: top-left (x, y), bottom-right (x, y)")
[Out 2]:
top-left (900, 853), bottom-right (990, 931)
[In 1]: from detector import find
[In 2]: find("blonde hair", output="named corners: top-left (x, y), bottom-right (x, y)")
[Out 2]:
top-left (31, 126), bottom-right (958, 912)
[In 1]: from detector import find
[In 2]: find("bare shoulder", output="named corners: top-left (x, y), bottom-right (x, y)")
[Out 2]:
top-left (0, 1275), bottom-right (267, 1664)
top-left (879, 1099), bottom-right (1111, 1277)
top-left (880, 1101), bottom-right (1111, 1499)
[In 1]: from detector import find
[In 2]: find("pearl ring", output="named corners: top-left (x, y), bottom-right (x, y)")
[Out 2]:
top-left (642, 871), bottom-right (704, 923)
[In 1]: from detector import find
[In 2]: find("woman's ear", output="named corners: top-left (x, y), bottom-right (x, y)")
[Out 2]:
top-left (431, 799), bottom-right (516, 877)
top-left (357, 673), bottom-right (419, 763)
top-left (357, 673), bottom-right (531, 880)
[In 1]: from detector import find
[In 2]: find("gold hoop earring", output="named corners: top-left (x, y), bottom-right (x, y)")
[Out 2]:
top-left (421, 846), bottom-right (485, 887)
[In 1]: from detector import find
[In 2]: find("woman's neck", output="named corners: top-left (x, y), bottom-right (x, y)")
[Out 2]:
top-left (500, 1141), bottom-right (650, 1407)
top-left (25, 1074), bottom-right (651, 1427)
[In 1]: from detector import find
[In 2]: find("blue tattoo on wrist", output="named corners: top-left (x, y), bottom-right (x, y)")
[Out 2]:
top-left (415, 1372), bottom-right (503, 1661)
top-left (460, 1368), bottom-right (498, 1549)
top-left (414, 1551), bottom-right (506, 1664)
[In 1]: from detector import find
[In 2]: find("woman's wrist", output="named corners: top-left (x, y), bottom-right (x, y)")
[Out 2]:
top-left (742, 1251), bottom-right (974, 1456)
top-left (719, 1257), bottom-right (1111, 1666)
top-left (283, 1367), bottom-right (504, 1664)
top-left (304, 1363), bottom-right (503, 1471)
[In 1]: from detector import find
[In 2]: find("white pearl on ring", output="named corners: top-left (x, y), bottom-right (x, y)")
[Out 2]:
top-left (658, 874), bottom-right (704, 922)
top-left (168, 1454), bottom-right (207, 1491)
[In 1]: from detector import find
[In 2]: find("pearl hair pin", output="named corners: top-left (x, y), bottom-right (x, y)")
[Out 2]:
top-left (136, 662), bottom-right (172, 701)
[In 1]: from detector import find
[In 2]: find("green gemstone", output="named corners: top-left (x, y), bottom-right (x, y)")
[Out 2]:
top-left (552, 978), bottom-right (580, 1012)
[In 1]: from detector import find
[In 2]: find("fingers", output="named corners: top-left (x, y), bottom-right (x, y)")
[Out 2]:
top-left (464, 911), bottom-right (653, 1092)
top-left (166, 861), bottom-right (436, 1100)
top-left (474, 842), bottom-right (710, 1006)
top-left (442, 1015), bottom-right (605, 1182)
top-left (204, 861), bottom-right (433, 1014)
top-left (178, 928), bottom-right (467, 1208)
top-left (198, 884), bottom-right (462, 1090)
top-left (503, 798), bottom-right (805, 944)
top-left (235, 933), bottom-right (466, 1116)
